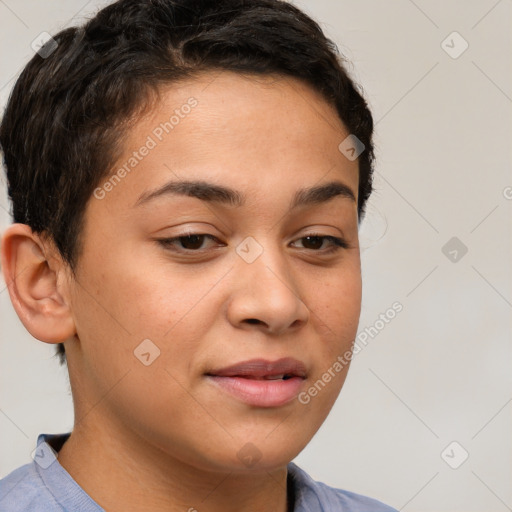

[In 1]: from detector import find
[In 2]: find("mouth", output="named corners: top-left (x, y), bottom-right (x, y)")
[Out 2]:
top-left (205, 358), bottom-right (307, 407)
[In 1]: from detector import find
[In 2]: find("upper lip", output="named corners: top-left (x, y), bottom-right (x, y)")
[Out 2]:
top-left (206, 358), bottom-right (307, 379)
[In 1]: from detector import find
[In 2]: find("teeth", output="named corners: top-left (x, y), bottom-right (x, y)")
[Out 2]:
top-left (265, 374), bottom-right (285, 380)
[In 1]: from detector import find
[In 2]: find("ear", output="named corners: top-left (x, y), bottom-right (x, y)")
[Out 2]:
top-left (1, 223), bottom-right (76, 344)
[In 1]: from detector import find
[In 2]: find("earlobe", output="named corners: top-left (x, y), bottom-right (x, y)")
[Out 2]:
top-left (1, 223), bottom-right (76, 344)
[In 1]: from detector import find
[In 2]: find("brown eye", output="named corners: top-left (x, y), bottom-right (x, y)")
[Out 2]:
top-left (158, 234), bottom-right (221, 252)
top-left (292, 234), bottom-right (348, 253)
top-left (301, 235), bottom-right (324, 250)
top-left (178, 234), bottom-right (207, 250)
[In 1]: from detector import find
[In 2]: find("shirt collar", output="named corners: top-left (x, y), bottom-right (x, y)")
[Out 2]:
top-left (37, 433), bottom-right (321, 512)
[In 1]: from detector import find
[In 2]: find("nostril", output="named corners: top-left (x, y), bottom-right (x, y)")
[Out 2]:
top-left (246, 318), bottom-right (262, 325)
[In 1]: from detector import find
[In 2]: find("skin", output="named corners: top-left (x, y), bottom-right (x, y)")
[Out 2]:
top-left (1, 71), bottom-right (362, 512)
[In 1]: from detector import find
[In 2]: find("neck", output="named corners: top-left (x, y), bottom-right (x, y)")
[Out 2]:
top-left (57, 416), bottom-right (291, 512)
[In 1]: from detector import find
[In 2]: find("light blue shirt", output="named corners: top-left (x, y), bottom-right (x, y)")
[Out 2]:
top-left (0, 433), bottom-right (398, 511)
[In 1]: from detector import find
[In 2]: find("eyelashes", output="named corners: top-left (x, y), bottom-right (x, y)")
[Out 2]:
top-left (157, 233), bottom-right (349, 255)
top-left (294, 234), bottom-right (349, 252)
top-left (158, 233), bottom-right (219, 252)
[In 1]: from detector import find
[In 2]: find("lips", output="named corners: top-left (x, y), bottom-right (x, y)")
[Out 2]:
top-left (206, 358), bottom-right (307, 407)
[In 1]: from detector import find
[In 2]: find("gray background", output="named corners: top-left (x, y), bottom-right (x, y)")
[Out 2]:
top-left (1, 1), bottom-right (511, 510)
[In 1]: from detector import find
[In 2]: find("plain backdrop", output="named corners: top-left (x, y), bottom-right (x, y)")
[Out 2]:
top-left (1, 1), bottom-right (511, 511)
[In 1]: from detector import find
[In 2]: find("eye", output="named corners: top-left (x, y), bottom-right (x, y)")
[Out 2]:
top-left (291, 234), bottom-right (349, 253)
top-left (157, 233), bottom-right (223, 252)
top-left (156, 233), bottom-right (349, 255)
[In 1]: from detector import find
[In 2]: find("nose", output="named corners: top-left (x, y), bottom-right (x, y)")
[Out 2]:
top-left (226, 243), bottom-right (310, 335)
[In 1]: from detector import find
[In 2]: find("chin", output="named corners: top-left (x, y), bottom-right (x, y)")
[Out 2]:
top-left (183, 430), bottom-right (311, 475)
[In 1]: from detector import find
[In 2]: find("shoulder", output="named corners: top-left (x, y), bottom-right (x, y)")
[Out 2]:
top-left (0, 433), bottom-right (102, 512)
top-left (0, 462), bottom-right (60, 512)
top-left (288, 462), bottom-right (398, 512)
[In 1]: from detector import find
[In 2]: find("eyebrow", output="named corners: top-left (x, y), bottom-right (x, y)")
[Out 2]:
top-left (134, 179), bottom-right (356, 209)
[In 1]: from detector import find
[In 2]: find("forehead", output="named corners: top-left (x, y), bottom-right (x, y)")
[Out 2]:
top-left (93, 71), bottom-right (359, 212)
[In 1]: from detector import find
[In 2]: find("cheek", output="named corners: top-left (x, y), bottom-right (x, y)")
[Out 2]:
top-left (300, 274), bottom-right (361, 425)
top-left (304, 269), bottom-right (361, 413)
top-left (310, 263), bottom-right (362, 338)
top-left (82, 250), bottom-right (217, 338)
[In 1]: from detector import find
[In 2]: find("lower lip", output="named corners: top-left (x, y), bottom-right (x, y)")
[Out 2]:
top-left (207, 376), bottom-right (304, 407)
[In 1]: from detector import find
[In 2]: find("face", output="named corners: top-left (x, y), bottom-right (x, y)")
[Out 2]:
top-left (66, 71), bottom-right (362, 473)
